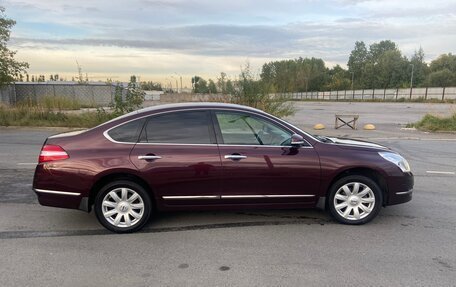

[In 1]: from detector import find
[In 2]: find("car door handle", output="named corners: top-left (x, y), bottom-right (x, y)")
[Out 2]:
top-left (138, 155), bottom-right (162, 161)
top-left (224, 154), bottom-right (247, 160)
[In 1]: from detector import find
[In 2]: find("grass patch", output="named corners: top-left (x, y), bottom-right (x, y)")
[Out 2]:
top-left (17, 96), bottom-right (83, 110)
top-left (0, 106), bottom-right (116, 128)
top-left (410, 113), bottom-right (456, 132)
top-left (289, 97), bottom-right (456, 104)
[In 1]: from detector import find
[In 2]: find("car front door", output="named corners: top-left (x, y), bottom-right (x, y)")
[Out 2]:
top-left (130, 110), bottom-right (223, 207)
top-left (213, 110), bottom-right (320, 206)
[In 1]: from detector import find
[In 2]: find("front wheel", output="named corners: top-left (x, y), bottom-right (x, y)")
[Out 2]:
top-left (95, 180), bottom-right (152, 233)
top-left (328, 175), bottom-right (383, 225)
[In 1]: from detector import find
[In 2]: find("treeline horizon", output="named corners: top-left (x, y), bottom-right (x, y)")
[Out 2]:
top-left (190, 40), bottom-right (456, 94)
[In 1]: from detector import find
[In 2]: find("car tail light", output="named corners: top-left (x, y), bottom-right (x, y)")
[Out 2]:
top-left (39, 145), bottom-right (69, 163)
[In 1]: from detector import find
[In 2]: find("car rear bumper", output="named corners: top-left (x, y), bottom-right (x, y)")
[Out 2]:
top-left (386, 172), bottom-right (414, 205)
top-left (33, 188), bottom-right (90, 211)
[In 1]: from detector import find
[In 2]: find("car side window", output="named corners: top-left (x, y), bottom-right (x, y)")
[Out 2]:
top-left (143, 111), bottom-right (212, 144)
top-left (107, 118), bottom-right (146, 143)
top-left (215, 112), bottom-right (292, 146)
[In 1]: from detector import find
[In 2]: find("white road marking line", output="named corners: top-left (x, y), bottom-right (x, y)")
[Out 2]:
top-left (17, 163), bottom-right (37, 165)
top-left (421, 139), bottom-right (456, 141)
top-left (369, 138), bottom-right (456, 141)
top-left (426, 171), bottom-right (455, 175)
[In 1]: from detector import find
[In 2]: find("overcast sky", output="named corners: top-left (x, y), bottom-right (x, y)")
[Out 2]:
top-left (3, 0), bottom-right (456, 85)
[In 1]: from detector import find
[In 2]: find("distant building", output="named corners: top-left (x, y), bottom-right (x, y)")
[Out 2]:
top-left (144, 90), bottom-right (164, 101)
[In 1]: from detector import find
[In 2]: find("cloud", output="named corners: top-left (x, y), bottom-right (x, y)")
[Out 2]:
top-left (4, 0), bottom-right (456, 80)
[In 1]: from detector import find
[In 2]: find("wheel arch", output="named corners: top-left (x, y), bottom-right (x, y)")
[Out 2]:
top-left (323, 167), bottom-right (388, 210)
top-left (88, 171), bottom-right (156, 212)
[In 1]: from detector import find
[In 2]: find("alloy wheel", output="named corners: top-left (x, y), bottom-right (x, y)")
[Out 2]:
top-left (333, 182), bottom-right (375, 221)
top-left (101, 187), bottom-right (145, 228)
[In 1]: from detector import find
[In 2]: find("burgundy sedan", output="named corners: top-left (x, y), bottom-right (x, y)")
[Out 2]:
top-left (33, 103), bottom-right (413, 233)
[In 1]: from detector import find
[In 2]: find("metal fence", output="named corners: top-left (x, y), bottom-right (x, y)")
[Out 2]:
top-left (0, 83), bottom-right (122, 106)
top-left (0, 85), bottom-right (16, 105)
top-left (2, 84), bottom-right (456, 107)
top-left (276, 87), bottom-right (456, 101)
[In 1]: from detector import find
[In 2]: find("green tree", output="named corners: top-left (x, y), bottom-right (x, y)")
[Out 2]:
top-left (426, 53), bottom-right (456, 87)
top-left (216, 72), bottom-right (228, 94)
top-left (233, 63), bottom-right (294, 118)
top-left (260, 57), bottom-right (328, 92)
top-left (140, 81), bottom-right (162, 91)
top-left (368, 40), bottom-right (398, 62)
top-left (350, 40), bottom-right (409, 89)
top-left (426, 69), bottom-right (455, 87)
top-left (208, 79), bottom-right (217, 94)
top-left (429, 53), bottom-right (456, 73)
top-left (0, 7), bottom-right (29, 86)
top-left (192, 76), bottom-right (209, 93)
top-left (225, 79), bottom-right (236, 95)
top-left (347, 41), bottom-right (368, 88)
top-left (410, 47), bottom-right (428, 87)
top-left (372, 49), bottom-right (409, 88)
top-left (111, 76), bottom-right (145, 116)
top-left (325, 65), bottom-right (351, 90)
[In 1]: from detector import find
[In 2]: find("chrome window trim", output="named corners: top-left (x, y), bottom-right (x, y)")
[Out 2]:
top-left (218, 144), bottom-right (313, 149)
top-left (34, 188), bottom-right (81, 196)
top-left (103, 107), bottom-right (313, 148)
top-left (134, 142), bottom-right (311, 149)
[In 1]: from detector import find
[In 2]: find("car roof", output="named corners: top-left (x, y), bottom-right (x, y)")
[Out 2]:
top-left (108, 102), bottom-right (266, 124)
top-left (136, 102), bottom-right (264, 114)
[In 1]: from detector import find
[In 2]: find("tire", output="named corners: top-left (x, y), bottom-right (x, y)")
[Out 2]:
top-left (328, 175), bottom-right (383, 225)
top-left (95, 180), bottom-right (152, 233)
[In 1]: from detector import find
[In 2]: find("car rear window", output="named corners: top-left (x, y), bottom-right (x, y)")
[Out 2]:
top-left (143, 111), bottom-right (212, 144)
top-left (107, 118), bottom-right (146, 143)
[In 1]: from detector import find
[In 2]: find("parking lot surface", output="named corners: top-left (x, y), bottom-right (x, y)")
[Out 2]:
top-left (1, 102), bottom-right (455, 286)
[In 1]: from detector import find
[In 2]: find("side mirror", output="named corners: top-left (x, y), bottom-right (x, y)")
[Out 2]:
top-left (290, 134), bottom-right (305, 147)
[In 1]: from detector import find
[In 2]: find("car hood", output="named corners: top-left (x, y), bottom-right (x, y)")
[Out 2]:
top-left (326, 137), bottom-right (389, 150)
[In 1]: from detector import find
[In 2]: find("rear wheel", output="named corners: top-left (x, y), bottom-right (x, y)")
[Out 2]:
top-left (328, 175), bottom-right (383, 225)
top-left (95, 180), bottom-right (152, 233)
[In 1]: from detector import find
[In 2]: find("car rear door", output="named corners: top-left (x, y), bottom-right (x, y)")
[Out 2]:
top-left (213, 110), bottom-right (320, 206)
top-left (129, 110), bottom-right (223, 207)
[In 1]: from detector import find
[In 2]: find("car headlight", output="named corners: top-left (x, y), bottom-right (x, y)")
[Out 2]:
top-left (378, 152), bottom-right (411, 173)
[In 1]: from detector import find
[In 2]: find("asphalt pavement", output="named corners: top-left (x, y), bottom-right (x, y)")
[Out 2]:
top-left (0, 102), bottom-right (455, 286)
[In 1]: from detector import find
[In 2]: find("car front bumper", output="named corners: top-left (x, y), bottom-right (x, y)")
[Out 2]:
top-left (386, 172), bottom-right (414, 205)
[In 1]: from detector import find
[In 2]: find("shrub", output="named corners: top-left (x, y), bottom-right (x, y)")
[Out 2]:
top-left (411, 113), bottom-right (456, 131)
top-left (231, 64), bottom-right (295, 118)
